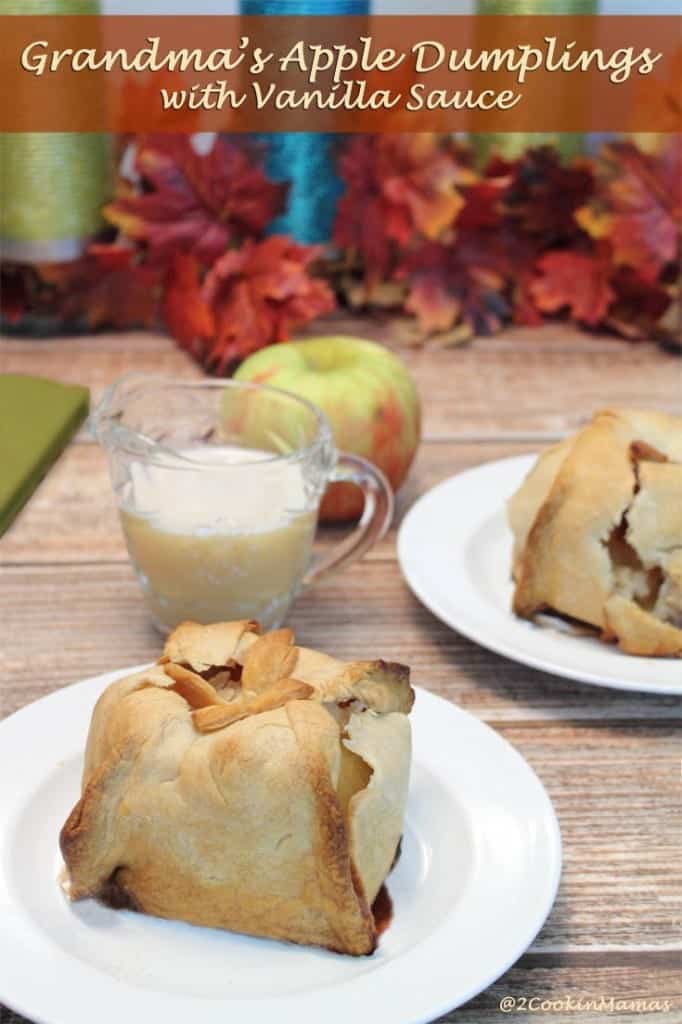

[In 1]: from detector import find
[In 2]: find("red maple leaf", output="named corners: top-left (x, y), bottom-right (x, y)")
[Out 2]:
top-left (395, 163), bottom-right (563, 338)
top-left (40, 244), bottom-right (161, 330)
top-left (105, 135), bottom-right (287, 267)
top-left (400, 239), bottom-right (510, 338)
top-left (179, 236), bottom-right (337, 373)
top-left (0, 264), bottom-right (35, 324)
top-left (500, 147), bottom-right (595, 245)
top-left (606, 266), bottom-right (673, 340)
top-left (577, 139), bottom-right (682, 282)
top-left (444, 162), bottom-right (572, 331)
top-left (530, 249), bottom-right (615, 327)
top-left (456, 179), bottom-right (506, 231)
top-left (455, 176), bottom-right (544, 330)
top-left (334, 134), bottom-right (470, 285)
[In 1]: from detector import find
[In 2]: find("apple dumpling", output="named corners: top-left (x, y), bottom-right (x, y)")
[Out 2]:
top-left (508, 408), bottom-right (682, 656)
top-left (60, 620), bottom-right (414, 955)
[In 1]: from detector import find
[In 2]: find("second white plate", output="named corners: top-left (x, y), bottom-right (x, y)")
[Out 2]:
top-left (398, 455), bottom-right (682, 695)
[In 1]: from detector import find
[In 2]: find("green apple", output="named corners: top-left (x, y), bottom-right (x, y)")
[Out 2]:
top-left (234, 336), bottom-right (421, 521)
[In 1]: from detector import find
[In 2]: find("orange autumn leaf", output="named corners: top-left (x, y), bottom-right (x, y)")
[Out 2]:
top-left (404, 274), bottom-right (460, 335)
top-left (402, 163), bottom-right (548, 337)
top-left (191, 236), bottom-right (335, 373)
top-left (577, 139), bottom-right (682, 282)
top-left (400, 240), bottom-right (509, 338)
top-left (334, 134), bottom-right (470, 284)
top-left (40, 244), bottom-right (161, 330)
top-left (574, 202), bottom-right (612, 242)
top-left (530, 250), bottom-right (615, 327)
top-left (161, 251), bottom-right (214, 357)
top-left (381, 135), bottom-right (468, 238)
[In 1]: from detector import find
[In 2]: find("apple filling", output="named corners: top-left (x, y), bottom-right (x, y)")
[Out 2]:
top-left (509, 409), bottom-right (682, 656)
top-left (604, 443), bottom-right (681, 628)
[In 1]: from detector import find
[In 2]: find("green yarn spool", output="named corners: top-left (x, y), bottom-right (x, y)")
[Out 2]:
top-left (473, 0), bottom-right (597, 165)
top-left (0, 0), bottom-right (110, 263)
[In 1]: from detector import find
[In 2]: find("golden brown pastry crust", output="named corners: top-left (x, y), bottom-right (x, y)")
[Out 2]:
top-left (508, 437), bottom-right (574, 577)
top-left (60, 622), bottom-right (413, 955)
top-left (509, 409), bottom-right (682, 657)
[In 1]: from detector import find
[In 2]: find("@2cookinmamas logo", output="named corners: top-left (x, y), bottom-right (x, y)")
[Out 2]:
top-left (499, 996), bottom-right (673, 1013)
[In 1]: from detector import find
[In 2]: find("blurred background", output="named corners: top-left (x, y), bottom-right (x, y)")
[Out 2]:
top-left (105, 0), bottom-right (680, 12)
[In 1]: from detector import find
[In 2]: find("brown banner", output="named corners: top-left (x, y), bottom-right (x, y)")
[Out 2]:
top-left (1, 15), bottom-right (680, 133)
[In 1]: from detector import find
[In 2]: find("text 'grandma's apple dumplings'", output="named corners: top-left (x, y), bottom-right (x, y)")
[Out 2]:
top-left (508, 409), bottom-right (682, 657)
top-left (60, 621), bottom-right (414, 955)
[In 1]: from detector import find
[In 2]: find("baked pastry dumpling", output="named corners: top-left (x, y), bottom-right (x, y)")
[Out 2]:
top-left (60, 621), bottom-right (413, 955)
top-left (508, 409), bottom-right (682, 656)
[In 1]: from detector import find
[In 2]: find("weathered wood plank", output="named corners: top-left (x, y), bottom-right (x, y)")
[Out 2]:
top-left (440, 962), bottom-right (682, 1021)
top-left (401, 335), bottom-right (680, 439)
top-left (2, 962), bottom-right (681, 1024)
top-left (2, 322), bottom-right (678, 440)
top-left (2, 562), bottom-right (680, 724)
top-left (0, 439), bottom-right (538, 565)
top-left (500, 725), bottom-right (680, 952)
top-left (0, 330), bottom-right (202, 405)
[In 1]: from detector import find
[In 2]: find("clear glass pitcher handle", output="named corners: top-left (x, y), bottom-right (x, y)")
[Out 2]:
top-left (303, 453), bottom-right (394, 586)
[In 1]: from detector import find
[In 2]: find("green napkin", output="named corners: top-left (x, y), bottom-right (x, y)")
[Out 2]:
top-left (0, 375), bottom-right (90, 537)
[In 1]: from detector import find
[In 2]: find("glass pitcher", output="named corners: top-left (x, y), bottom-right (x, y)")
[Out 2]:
top-left (91, 373), bottom-right (393, 633)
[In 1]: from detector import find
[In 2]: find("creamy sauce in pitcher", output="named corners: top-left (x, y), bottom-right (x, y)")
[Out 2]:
top-left (118, 446), bottom-right (317, 632)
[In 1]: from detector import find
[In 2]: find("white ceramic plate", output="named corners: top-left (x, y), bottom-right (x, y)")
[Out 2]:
top-left (0, 668), bottom-right (560, 1024)
top-left (398, 455), bottom-right (682, 696)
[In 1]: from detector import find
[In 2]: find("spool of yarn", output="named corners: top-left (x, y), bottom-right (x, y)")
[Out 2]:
top-left (240, 0), bottom-right (369, 243)
top-left (473, 0), bottom-right (597, 165)
top-left (0, 0), bottom-right (110, 263)
top-left (241, 0), bottom-right (368, 10)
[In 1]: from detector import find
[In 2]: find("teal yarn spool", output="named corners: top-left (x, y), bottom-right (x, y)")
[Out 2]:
top-left (258, 132), bottom-right (346, 244)
top-left (240, 0), bottom-right (369, 243)
top-left (242, 0), bottom-right (368, 10)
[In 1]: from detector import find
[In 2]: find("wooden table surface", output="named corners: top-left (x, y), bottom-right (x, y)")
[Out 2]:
top-left (1, 320), bottom-right (681, 1024)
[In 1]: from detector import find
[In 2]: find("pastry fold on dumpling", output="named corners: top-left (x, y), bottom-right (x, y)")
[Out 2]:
top-left (508, 409), bottom-right (682, 657)
top-left (60, 621), bottom-right (414, 955)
